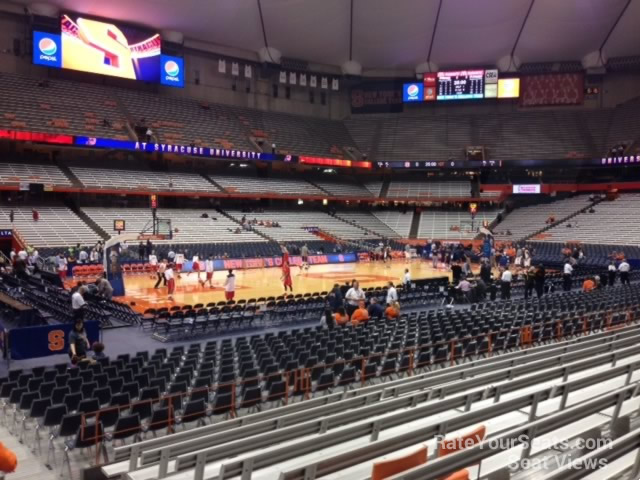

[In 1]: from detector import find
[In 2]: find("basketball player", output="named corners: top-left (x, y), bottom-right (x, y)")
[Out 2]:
top-left (154, 259), bottom-right (166, 289)
top-left (189, 253), bottom-right (201, 280)
top-left (148, 250), bottom-right (158, 279)
top-left (281, 245), bottom-right (290, 265)
top-left (201, 255), bottom-right (215, 288)
top-left (175, 252), bottom-right (184, 278)
top-left (282, 261), bottom-right (293, 292)
top-left (224, 269), bottom-right (236, 301)
top-left (299, 243), bottom-right (309, 274)
top-left (165, 263), bottom-right (175, 301)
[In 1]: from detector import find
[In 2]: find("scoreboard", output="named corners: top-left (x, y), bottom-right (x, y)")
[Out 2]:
top-left (402, 68), bottom-right (517, 103)
top-left (437, 70), bottom-right (485, 100)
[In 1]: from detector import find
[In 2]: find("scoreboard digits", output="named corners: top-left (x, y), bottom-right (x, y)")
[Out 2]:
top-left (437, 70), bottom-right (485, 100)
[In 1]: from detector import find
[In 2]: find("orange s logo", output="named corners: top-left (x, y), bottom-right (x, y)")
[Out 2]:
top-left (48, 330), bottom-right (65, 351)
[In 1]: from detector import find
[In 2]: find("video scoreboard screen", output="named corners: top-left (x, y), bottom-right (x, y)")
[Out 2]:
top-left (437, 70), bottom-right (484, 100)
top-left (402, 68), bottom-right (518, 103)
top-left (33, 14), bottom-right (184, 88)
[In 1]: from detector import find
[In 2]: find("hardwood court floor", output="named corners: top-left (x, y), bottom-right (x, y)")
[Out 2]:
top-left (117, 260), bottom-right (460, 313)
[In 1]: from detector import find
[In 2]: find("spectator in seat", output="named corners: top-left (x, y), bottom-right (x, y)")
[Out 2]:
top-left (91, 342), bottom-right (106, 360)
top-left (334, 307), bottom-right (349, 326)
top-left (385, 301), bottom-right (400, 320)
top-left (8, 209), bottom-right (13, 223)
top-left (68, 319), bottom-right (90, 364)
top-left (367, 298), bottom-right (385, 319)
top-left (582, 277), bottom-right (596, 292)
top-left (350, 301), bottom-right (370, 325)
top-left (619, 259), bottom-right (631, 285)
top-left (0, 441), bottom-right (17, 473)
top-left (32, 208), bottom-right (39, 221)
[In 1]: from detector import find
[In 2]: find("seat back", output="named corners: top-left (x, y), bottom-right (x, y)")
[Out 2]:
top-left (437, 425), bottom-right (486, 458)
top-left (371, 445), bottom-right (428, 480)
top-left (443, 469), bottom-right (470, 480)
top-left (43, 404), bottom-right (68, 428)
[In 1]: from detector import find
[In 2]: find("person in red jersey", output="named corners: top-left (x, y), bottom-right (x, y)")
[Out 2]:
top-left (281, 245), bottom-right (290, 267)
top-left (282, 261), bottom-right (293, 292)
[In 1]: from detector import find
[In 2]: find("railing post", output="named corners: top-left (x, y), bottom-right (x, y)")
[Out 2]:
top-left (450, 340), bottom-right (455, 367)
top-left (409, 347), bottom-right (414, 376)
top-left (284, 371), bottom-right (289, 405)
top-left (230, 381), bottom-right (236, 419)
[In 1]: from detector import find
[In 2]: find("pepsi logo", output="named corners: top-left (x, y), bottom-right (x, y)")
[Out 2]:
top-left (38, 38), bottom-right (57, 56)
top-left (164, 60), bottom-right (180, 77)
top-left (407, 84), bottom-right (419, 98)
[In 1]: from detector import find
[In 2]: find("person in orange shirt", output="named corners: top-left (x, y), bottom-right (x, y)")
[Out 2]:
top-left (350, 301), bottom-right (370, 325)
top-left (333, 307), bottom-right (350, 326)
top-left (385, 301), bottom-right (400, 320)
top-left (583, 278), bottom-right (596, 292)
top-left (0, 441), bottom-right (17, 473)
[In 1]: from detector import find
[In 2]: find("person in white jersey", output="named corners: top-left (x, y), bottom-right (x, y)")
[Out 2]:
top-left (165, 263), bottom-right (175, 301)
top-left (148, 251), bottom-right (158, 280)
top-left (201, 255), bottom-right (215, 288)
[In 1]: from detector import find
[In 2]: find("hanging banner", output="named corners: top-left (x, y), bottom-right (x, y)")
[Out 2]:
top-left (350, 79), bottom-right (405, 114)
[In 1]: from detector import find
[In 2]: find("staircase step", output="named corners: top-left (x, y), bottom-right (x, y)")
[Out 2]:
top-left (408, 210), bottom-right (420, 239)
top-left (66, 200), bottom-right (109, 239)
top-left (203, 174), bottom-right (226, 192)
top-left (56, 162), bottom-right (84, 188)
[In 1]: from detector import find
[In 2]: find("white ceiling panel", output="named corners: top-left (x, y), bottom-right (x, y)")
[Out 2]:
top-left (431, 0), bottom-right (533, 67)
top-left (260, 0), bottom-right (351, 66)
top-left (351, 0), bottom-right (439, 70)
top-left (6, 0), bottom-right (640, 72)
top-left (602, 0), bottom-right (640, 59)
top-left (516, 0), bottom-right (629, 63)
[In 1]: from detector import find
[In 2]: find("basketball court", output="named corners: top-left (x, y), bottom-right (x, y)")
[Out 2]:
top-left (113, 260), bottom-right (458, 313)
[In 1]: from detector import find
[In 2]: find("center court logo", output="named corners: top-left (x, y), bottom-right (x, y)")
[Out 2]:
top-left (164, 60), bottom-right (180, 82)
top-left (39, 38), bottom-right (57, 57)
top-left (406, 84), bottom-right (419, 100)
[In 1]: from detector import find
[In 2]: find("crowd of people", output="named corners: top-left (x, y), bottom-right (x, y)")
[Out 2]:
top-left (323, 279), bottom-right (403, 328)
